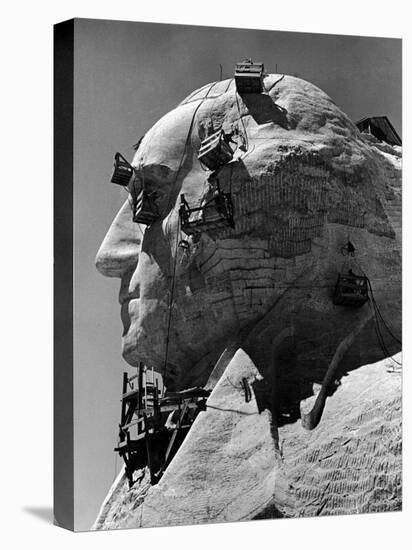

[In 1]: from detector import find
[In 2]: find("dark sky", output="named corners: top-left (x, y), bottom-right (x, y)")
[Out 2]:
top-left (72, 18), bottom-right (401, 529)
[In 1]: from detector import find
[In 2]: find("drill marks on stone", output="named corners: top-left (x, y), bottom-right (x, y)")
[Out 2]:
top-left (207, 147), bottom-right (394, 248)
top-left (206, 271), bottom-right (232, 293)
top-left (291, 419), bottom-right (401, 516)
top-left (375, 148), bottom-right (402, 244)
top-left (327, 185), bottom-right (367, 228)
top-left (92, 468), bottom-right (152, 531)
top-left (188, 237), bottom-right (286, 325)
top-left (276, 360), bottom-right (402, 518)
top-left (214, 155), bottom-right (330, 258)
top-left (268, 234), bottom-right (312, 258)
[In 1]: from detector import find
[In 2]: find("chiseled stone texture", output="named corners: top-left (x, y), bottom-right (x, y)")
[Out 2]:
top-left (264, 353), bottom-right (402, 518)
top-left (94, 349), bottom-right (280, 529)
top-left (93, 350), bottom-right (401, 529)
top-left (94, 74), bottom-right (402, 530)
top-left (96, 74), bottom-right (401, 391)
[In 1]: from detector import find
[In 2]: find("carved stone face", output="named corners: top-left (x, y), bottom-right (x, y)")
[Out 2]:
top-left (96, 76), bottom-right (401, 391)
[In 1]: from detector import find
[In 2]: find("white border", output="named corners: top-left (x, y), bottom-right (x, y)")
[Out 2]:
top-left (1, 1), bottom-right (409, 548)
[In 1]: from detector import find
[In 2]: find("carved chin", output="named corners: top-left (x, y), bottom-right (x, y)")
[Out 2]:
top-left (121, 306), bottom-right (170, 372)
top-left (121, 318), bottom-right (149, 365)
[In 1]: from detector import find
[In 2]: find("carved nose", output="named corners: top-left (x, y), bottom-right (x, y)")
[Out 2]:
top-left (95, 199), bottom-right (142, 278)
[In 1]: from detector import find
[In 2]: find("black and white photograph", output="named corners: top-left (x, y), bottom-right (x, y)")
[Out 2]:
top-left (3, 3), bottom-right (409, 548)
top-left (54, 17), bottom-right (402, 531)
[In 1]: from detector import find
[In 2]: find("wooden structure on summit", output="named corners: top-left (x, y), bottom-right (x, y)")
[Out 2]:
top-left (356, 116), bottom-right (401, 146)
top-left (115, 363), bottom-right (210, 487)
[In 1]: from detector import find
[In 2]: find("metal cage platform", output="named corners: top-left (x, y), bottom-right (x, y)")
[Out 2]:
top-left (179, 189), bottom-right (235, 236)
top-left (234, 60), bottom-right (264, 94)
top-left (111, 152), bottom-right (134, 186)
top-left (133, 189), bottom-right (159, 226)
top-left (333, 272), bottom-right (369, 308)
top-left (198, 129), bottom-right (234, 171)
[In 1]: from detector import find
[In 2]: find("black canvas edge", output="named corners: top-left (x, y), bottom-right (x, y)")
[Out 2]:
top-left (54, 18), bottom-right (75, 532)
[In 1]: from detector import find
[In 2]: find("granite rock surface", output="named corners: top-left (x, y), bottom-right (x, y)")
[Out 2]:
top-left (94, 74), bottom-right (402, 529)
top-left (93, 349), bottom-right (401, 529)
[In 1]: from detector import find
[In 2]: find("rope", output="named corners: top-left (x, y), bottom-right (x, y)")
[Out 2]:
top-left (366, 278), bottom-right (402, 367)
top-left (224, 372), bottom-right (243, 391)
top-left (224, 78), bottom-right (234, 94)
top-left (129, 83), bottom-right (220, 384)
top-left (162, 216), bottom-right (181, 382)
top-left (234, 91), bottom-right (249, 152)
top-left (229, 161), bottom-right (234, 194)
top-left (199, 156), bottom-right (211, 173)
top-left (367, 279), bottom-right (402, 345)
top-left (112, 437), bottom-right (119, 483)
top-left (189, 81), bottom-right (220, 150)
top-left (340, 249), bottom-right (401, 364)
top-left (162, 83), bottom-right (217, 383)
top-left (370, 302), bottom-right (402, 367)
top-left (196, 79), bottom-right (234, 175)
top-left (264, 73), bottom-right (285, 93)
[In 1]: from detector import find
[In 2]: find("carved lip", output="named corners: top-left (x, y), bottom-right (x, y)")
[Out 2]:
top-left (120, 302), bottom-right (132, 336)
top-left (119, 296), bottom-right (130, 306)
top-left (118, 293), bottom-right (139, 306)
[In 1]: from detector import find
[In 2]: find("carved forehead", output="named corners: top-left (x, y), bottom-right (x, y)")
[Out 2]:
top-left (130, 74), bottom-right (362, 180)
top-left (130, 84), bottom-right (239, 172)
top-left (131, 102), bottom-right (199, 172)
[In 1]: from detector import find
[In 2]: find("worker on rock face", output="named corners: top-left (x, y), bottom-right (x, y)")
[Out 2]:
top-left (165, 410), bottom-right (178, 431)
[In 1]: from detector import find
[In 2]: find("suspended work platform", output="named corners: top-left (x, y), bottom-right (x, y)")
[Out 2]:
top-left (198, 129), bottom-right (234, 171)
top-left (333, 271), bottom-right (369, 308)
top-left (111, 152), bottom-right (134, 186)
top-left (179, 178), bottom-right (235, 237)
top-left (132, 189), bottom-right (159, 226)
top-left (110, 151), bottom-right (159, 226)
top-left (234, 59), bottom-right (265, 94)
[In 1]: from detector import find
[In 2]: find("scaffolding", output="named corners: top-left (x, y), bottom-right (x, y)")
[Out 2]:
top-left (115, 363), bottom-right (210, 487)
top-left (179, 177), bottom-right (235, 237)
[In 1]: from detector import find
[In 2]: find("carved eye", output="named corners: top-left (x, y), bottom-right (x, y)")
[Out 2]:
top-left (152, 189), bottom-right (167, 203)
top-left (128, 173), bottom-right (143, 195)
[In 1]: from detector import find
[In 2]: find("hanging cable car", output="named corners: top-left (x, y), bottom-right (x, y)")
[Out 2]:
top-left (179, 180), bottom-right (235, 236)
top-left (110, 151), bottom-right (159, 226)
top-left (133, 188), bottom-right (159, 226)
top-left (333, 269), bottom-right (369, 308)
top-left (198, 129), bottom-right (234, 171)
top-left (234, 59), bottom-right (265, 94)
top-left (111, 152), bottom-right (135, 186)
